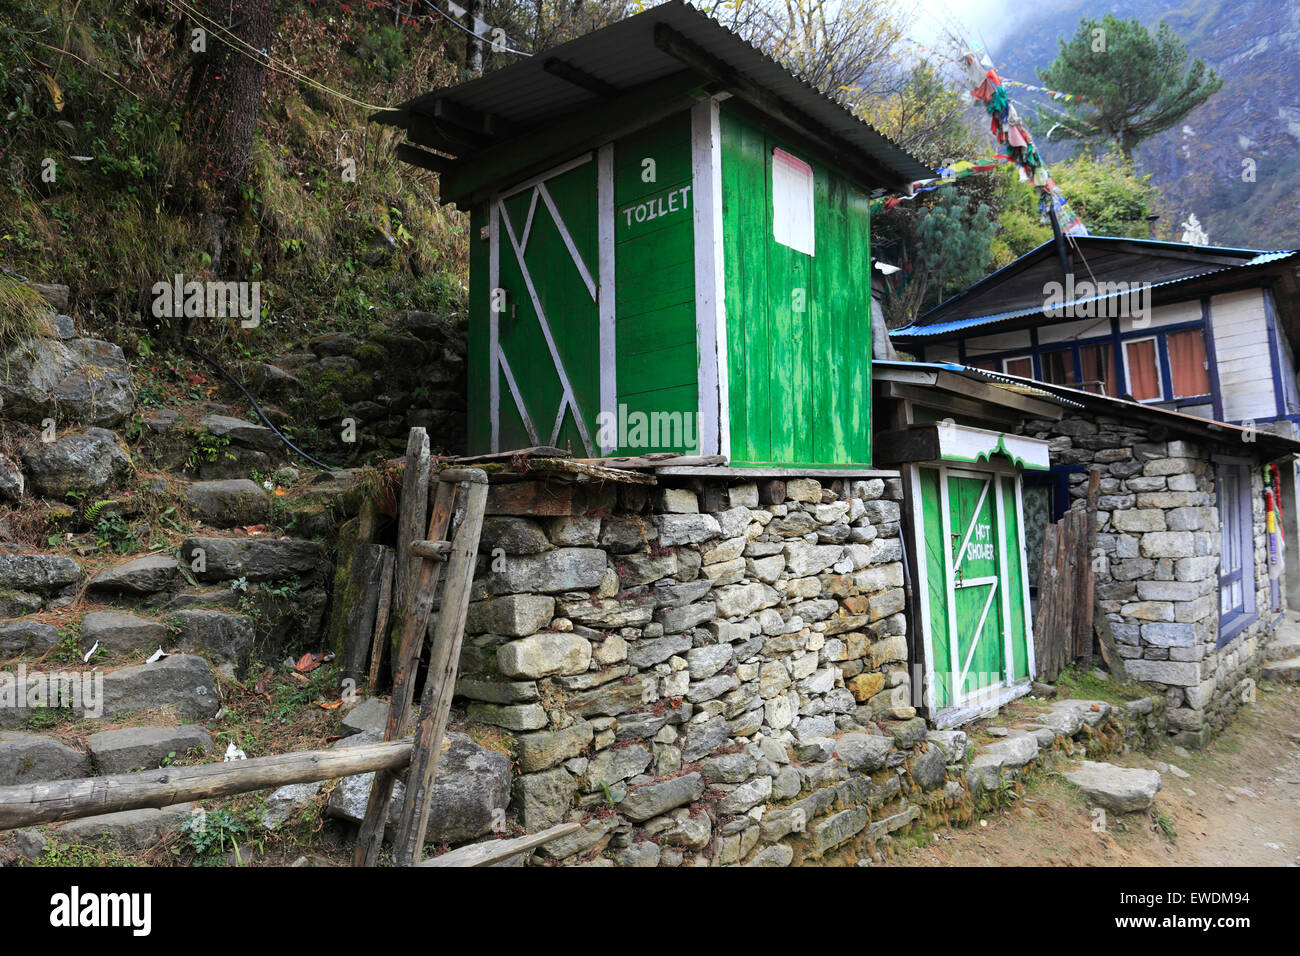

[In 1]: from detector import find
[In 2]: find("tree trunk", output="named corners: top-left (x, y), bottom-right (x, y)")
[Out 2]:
top-left (466, 0), bottom-right (484, 74)
top-left (184, 0), bottom-right (277, 273)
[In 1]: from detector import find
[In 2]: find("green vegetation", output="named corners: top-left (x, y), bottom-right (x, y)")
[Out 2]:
top-left (1054, 664), bottom-right (1150, 706)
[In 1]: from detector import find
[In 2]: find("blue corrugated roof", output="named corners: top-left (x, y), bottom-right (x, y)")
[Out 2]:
top-left (892, 245), bottom-right (1299, 339)
top-left (873, 359), bottom-right (1087, 408)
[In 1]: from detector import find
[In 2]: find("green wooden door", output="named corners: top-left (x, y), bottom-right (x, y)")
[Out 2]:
top-left (491, 159), bottom-right (600, 454)
top-left (919, 465), bottom-right (1033, 713)
top-left (946, 472), bottom-right (1005, 702)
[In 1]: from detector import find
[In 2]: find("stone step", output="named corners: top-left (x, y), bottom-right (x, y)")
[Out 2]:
top-left (0, 552), bottom-right (82, 617)
top-left (184, 478), bottom-right (271, 527)
top-left (180, 535), bottom-right (329, 583)
top-left (1266, 634), bottom-right (1300, 662)
top-left (87, 724), bottom-right (212, 774)
top-left (1062, 760), bottom-right (1162, 812)
top-left (81, 610), bottom-right (168, 657)
top-left (1261, 657), bottom-right (1300, 684)
top-left (0, 653), bottom-right (219, 730)
top-left (88, 554), bottom-right (179, 595)
top-left (56, 803), bottom-right (195, 849)
top-left (0, 731), bottom-right (90, 786)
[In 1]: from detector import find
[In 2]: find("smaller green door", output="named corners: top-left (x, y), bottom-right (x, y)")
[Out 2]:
top-left (918, 465), bottom-right (1033, 714)
top-left (946, 472), bottom-right (1005, 702)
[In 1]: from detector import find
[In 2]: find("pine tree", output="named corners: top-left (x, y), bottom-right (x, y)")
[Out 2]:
top-left (1037, 14), bottom-right (1222, 163)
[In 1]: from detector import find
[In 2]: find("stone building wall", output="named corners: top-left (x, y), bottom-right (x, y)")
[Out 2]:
top-left (1018, 412), bottom-right (1274, 746)
top-left (455, 473), bottom-right (925, 865)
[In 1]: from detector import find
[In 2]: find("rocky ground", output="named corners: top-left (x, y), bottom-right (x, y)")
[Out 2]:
top-left (890, 679), bottom-right (1300, 868)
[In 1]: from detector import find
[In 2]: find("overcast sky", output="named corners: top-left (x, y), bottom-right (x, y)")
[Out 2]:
top-left (906, 0), bottom-right (1022, 54)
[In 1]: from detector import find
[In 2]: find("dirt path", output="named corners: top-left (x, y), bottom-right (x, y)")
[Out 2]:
top-left (893, 682), bottom-right (1300, 867)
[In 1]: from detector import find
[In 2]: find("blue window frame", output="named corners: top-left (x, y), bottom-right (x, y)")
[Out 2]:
top-left (1216, 462), bottom-right (1256, 646)
top-left (962, 320), bottom-right (1212, 407)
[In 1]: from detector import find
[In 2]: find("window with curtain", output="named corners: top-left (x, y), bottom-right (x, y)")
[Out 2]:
top-left (1004, 356), bottom-right (1033, 378)
top-left (1168, 328), bottom-right (1211, 398)
top-left (1041, 349), bottom-right (1073, 386)
top-left (1124, 338), bottom-right (1162, 401)
top-left (1079, 344), bottom-right (1118, 396)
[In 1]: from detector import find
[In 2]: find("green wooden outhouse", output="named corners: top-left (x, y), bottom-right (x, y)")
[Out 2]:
top-left (379, 1), bottom-right (931, 467)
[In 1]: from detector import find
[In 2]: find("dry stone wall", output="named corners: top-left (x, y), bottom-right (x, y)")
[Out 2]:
top-left (455, 473), bottom-right (928, 865)
top-left (1018, 412), bottom-right (1274, 746)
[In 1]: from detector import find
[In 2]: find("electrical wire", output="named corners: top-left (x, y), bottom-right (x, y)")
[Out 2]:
top-left (187, 347), bottom-right (343, 472)
top-left (165, 0), bottom-right (398, 112)
top-left (417, 0), bottom-right (533, 56)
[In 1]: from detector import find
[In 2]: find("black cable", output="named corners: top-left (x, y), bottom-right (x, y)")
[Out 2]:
top-left (186, 346), bottom-right (342, 472)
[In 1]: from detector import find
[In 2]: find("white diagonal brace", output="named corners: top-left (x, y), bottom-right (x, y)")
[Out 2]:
top-left (537, 181), bottom-right (597, 301)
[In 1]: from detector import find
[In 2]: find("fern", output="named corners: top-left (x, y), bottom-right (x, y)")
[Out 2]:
top-left (82, 498), bottom-right (116, 523)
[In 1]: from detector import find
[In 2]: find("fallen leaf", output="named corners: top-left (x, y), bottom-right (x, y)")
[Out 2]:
top-left (39, 73), bottom-right (64, 111)
top-left (288, 671), bottom-right (308, 684)
top-left (314, 699), bottom-right (342, 710)
top-left (295, 651), bottom-right (324, 673)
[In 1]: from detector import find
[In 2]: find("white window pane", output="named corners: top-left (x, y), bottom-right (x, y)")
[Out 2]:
top-left (772, 149), bottom-right (815, 256)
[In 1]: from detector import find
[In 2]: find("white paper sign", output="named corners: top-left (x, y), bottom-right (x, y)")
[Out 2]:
top-left (772, 148), bottom-right (815, 256)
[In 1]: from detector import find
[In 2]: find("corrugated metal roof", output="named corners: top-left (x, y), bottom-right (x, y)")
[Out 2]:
top-left (874, 360), bottom-right (1300, 454)
top-left (873, 359), bottom-right (1087, 408)
top-left (376, 0), bottom-right (932, 186)
top-left (891, 244), bottom-right (1300, 340)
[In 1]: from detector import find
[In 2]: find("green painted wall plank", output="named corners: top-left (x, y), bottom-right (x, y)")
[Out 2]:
top-left (720, 108), bottom-right (771, 463)
top-left (719, 106), bottom-right (872, 467)
top-left (613, 112), bottom-right (697, 455)
top-left (617, 301), bottom-right (695, 357)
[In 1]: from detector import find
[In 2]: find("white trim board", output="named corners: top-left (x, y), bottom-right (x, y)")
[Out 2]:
top-left (691, 97), bottom-right (725, 458)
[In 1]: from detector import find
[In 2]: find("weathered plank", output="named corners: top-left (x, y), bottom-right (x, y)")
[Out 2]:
top-left (341, 543), bottom-right (385, 682)
top-left (485, 480), bottom-right (575, 516)
top-left (353, 441), bottom-right (455, 868)
top-left (390, 429), bottom-right (431, 657)
top-left (393, 473), bottom-right (490, 866)
top-left (416, 821), bottom-right (582, 867)
top-left (0, 741), bottom-right (412, 831)
top-left (366, 549), bottom-right (395, 689)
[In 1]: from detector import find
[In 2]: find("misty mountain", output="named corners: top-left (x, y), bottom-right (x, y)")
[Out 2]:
top-left (987, 0), bottom-right (1300, 248)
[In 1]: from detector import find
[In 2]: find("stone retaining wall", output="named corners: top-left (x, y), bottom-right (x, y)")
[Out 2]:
top-left (1018, 412), bottom-right (1273, 746)
top-left (455, 473), bottom-right (921, 864)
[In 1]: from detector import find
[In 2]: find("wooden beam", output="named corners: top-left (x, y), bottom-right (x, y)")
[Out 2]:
top-left (366, 549), bottom-right (395, 688)
top-left (0, 741), bottom-right (413, 831)
top-left (417, 821), bottom-right (582, 867)
top-left (396, 142), bottom-right (455, 174)
top-left (1105, 239), bottom-right (1254, 269)
top-left (439, 71), bottom-right (709, 207)
top-left (652, 23), bottom-right (907, 191)
top-left (433, 97), bottom-right (517, 141)
top-left (873, 426), bottom-right (941, 466)
top-left (932, 370), bottom-right (1066, 420)
top-left (882, 382), bottom-right (1023, 428)
top-left (543, 58), bottom-right (620, 99)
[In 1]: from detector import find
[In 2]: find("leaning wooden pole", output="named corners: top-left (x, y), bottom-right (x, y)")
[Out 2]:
top-left (352, 457), bottom-right (460, 866)
top-left (392, 469), bottom-right (489, 866)
top-left (0, 741), bottom-right (413, 831)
